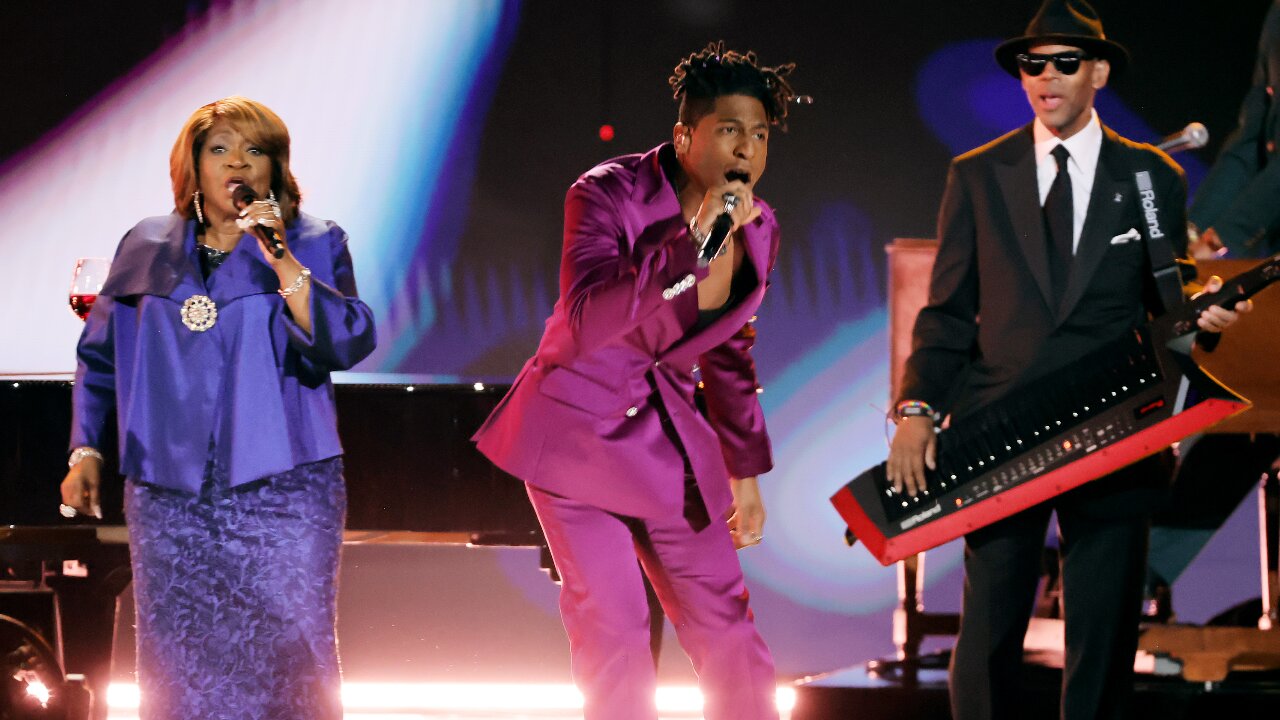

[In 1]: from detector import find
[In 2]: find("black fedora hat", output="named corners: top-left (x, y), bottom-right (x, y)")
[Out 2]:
top-left (995, 0), bottom-right (1129, 78)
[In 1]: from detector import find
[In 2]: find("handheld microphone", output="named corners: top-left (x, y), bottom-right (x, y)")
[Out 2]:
top-left (696, 193), bottom-right (737, 266)
top-left (701, 175), bottom-right (747, 267)
top-left (1156, 122), bottom-right (1209, 154)
top-left (230, 184), bottom-right (285, 259)
top-left (697, 194), bottom-right (738, 267)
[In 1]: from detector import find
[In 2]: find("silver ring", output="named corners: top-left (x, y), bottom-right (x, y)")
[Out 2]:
top-left (723, 194), bottom-right (738, 214)
top-left (59, 504), bottom-right (78, 518)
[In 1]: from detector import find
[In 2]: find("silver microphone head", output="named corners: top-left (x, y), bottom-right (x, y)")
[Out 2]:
top-left (1156, 122), bottom-right (1211, 153)
top-left (1185, 122), bottom-right (1209, 150)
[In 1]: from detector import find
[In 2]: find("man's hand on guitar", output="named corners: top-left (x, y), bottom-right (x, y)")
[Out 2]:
top-left (887, 415), bottom-right (936, 498)
top-left (1187, 226), bottom-right (1226, 260)
top-left (1195, 275), bottom-right (1254, 333)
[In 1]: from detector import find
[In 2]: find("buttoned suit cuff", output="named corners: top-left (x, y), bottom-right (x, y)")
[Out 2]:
top-left (657, 226), bottom-right (710, 302)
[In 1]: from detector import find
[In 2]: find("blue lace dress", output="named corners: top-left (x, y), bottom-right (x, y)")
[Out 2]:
top-left (124, 455), bottom-right (345, 719)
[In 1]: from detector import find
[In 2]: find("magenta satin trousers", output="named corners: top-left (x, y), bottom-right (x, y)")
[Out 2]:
top-left (528, 483), bottom-right (779, 720)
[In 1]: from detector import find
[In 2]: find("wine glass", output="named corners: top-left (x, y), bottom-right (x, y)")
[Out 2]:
top-left (69, 258), bottom-right (111, 321)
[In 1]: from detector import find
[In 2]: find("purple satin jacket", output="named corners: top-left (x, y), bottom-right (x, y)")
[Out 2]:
top-left (474, 144), bottom-right (778, 521)
top-left (71, 212), bottom-right (377, 494)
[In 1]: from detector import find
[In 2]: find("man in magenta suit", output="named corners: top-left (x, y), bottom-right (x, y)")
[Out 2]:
top-left (474, 42), bottom-right (799, 719)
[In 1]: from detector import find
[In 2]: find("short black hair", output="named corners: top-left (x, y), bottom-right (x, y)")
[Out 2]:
top-left (669, 41), bottom-right (797, 130)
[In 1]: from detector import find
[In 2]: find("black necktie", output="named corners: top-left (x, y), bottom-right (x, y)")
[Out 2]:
top-left (1043, 144), bottom-right (1074, 298)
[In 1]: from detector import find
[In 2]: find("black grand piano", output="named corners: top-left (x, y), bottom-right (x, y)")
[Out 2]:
top-left (0, 373), bottom-right (541, 719)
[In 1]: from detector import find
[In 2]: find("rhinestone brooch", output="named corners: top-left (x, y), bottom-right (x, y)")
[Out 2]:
top-left (180, 294), bottom-right (218, 332)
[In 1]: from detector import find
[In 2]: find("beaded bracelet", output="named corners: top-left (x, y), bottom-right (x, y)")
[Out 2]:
top-left (894, 399), bottom-right (940, 424)
top-left (278, 267), bottom-right (311, 298)
top-left (68, 446), bottom-right (104, 468)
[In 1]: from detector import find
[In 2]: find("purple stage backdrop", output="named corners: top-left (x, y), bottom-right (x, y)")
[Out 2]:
top-left (1, 0), bottom-right (1271, 681)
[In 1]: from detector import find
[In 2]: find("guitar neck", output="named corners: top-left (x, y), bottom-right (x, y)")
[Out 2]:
top-left (1166, 252), bottom-right (1280, 339)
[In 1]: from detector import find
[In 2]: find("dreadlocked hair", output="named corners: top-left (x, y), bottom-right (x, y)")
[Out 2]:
top-left (669, 41), bottom-right (797, 130)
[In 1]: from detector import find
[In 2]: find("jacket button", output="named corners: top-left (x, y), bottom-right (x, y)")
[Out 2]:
top-left (626, 406), bottom-right (639, 417)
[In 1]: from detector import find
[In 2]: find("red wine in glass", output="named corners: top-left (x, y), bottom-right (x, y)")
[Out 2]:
top-left (70, 258), bottom-right (110, 321)
top-left (69, 294), bottom-right (97, 319)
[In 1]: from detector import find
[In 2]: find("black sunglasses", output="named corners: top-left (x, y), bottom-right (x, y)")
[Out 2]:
top-left (1016, 51), bottom-right (1096, 76)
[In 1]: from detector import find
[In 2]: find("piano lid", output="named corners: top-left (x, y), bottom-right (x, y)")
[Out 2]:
top-left (0, 375), bottom-right (541, 544)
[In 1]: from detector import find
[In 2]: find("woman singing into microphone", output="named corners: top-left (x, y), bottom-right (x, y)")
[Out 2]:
top-left (61, 96), bottom-right (376, 719)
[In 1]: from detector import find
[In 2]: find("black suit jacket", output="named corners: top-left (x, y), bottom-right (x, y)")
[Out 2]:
top-left (900, 122), bottom-right (1187, 516)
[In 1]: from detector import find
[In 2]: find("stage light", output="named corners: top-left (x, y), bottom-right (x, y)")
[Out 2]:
top-left (776, 685), bottom-right (798, 711)
top-left (0, 0), bottom-right (517, 373)
top-left (106, 681), bottom-right (139, 709)
top-left (598, 123), bottom-right (615, 142)
top-left (1, 614), bottom-right (64, 719)
top-left (24, 678), bottom-right (51, 706)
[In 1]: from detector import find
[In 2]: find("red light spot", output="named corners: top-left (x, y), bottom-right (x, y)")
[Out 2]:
top-left (598, 124), bottom-right (615, 142)
top-left (1137, 398), bottom-right (1166, 417)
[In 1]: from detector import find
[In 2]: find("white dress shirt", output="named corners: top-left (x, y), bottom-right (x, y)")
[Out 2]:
top-left (1033, 109), bottom-right (1103, 254)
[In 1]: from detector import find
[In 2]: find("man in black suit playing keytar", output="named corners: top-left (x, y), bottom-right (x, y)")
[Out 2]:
top-left (885, 1), bottom-right (1252, 718)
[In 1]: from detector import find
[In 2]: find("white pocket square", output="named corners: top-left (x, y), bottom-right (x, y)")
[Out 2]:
top-left (1110, 228), bottom-right (1141, 245)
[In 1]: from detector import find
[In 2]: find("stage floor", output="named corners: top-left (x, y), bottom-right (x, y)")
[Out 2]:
top-left (98, 682), bottom-right (798, 720)
top-left (790, 652), bottom-right (1280, 720)
top-left (93, 658), bottom-right (1280, 720)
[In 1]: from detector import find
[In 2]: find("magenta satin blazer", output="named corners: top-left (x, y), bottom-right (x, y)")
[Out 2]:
top-left (474, 144), bottom-right (779, 521)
